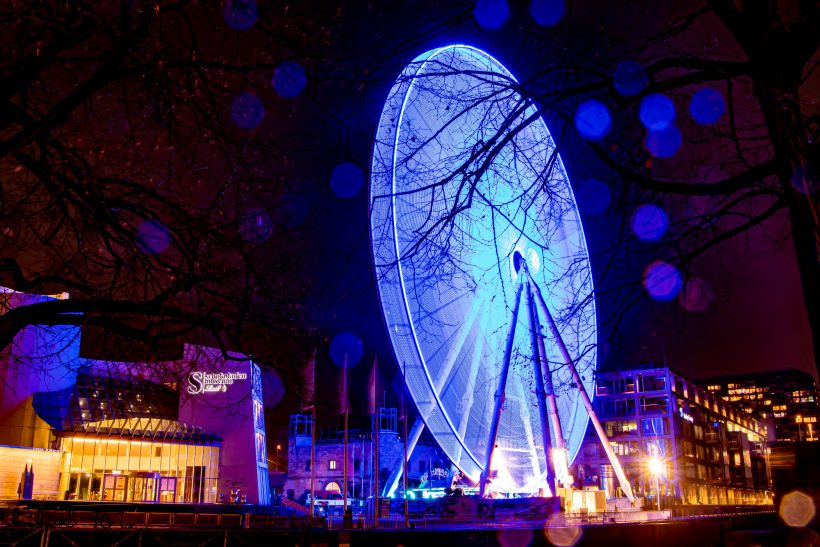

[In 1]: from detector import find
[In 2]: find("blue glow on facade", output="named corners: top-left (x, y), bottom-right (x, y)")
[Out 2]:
top-left (645, 125), bottom-right (682, 158)
top-left (330, 162), bottom-right (365, 198)
top-left (230, 92), bottom-right (265, 129)
top-left (474, 0), bottom-right (510, 30)
top-left (575, 99), bottom-right (612, 141)
top-left (530, 0), bottom-right (565, 27)
top-left (689, 87), bottom-right (725, 125)
top-left (272, 61), bottom-right (307, 99)
top-left (614, 61), bottom-right (649, 97)
top-left (639, 93), bottom-right (675, 131)
top-left (631, 204), bottom-right (669, 242)
top-left (223, 0), bottom-right (258, 31)
top-left (370, 45), bottom-right (597, 493)
top-left (643, 260), bottom-right (682, 302)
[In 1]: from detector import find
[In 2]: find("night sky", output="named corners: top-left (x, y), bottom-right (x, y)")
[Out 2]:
top-left (1, 1), bottom-right (817, 447)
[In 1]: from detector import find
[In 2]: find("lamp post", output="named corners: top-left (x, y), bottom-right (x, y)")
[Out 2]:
top-left (276, 444), bottom-right (281, 472)
top-left (648, 457), bottom-right (663, 511)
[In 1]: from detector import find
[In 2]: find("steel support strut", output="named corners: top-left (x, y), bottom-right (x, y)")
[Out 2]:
top-left (533, 301), bottom-right (569, 487)
top-left (479, 281), bottom-right (524, 497)
top-left (525, 280), bottom-right (556, 496)
top-left (526, 270), bottom-right (636, 503)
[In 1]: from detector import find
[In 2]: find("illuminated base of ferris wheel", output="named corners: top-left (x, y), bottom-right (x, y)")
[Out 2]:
top-left (384, 251), bottom-right (636, 503)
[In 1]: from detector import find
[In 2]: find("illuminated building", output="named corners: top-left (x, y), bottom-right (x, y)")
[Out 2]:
top-left (0, 287), bottom-right (269, 503)
top-left (574, 367), bottom-right (772, 506)
top-left (699, 370), bottom-right (819, 443)
top-left (284, 408), bottom-right (450, 506)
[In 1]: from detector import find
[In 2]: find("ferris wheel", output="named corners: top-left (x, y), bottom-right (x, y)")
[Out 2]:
top-left (370, 45), bottom-right (633, 499)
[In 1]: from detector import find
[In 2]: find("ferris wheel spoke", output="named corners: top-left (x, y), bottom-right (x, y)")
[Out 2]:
top-left (450, 322), bottom-right (486, 467)
top-left (511, 365), bottom-right (542, 480)
top-left (431, 298), bottom-right (484, 393)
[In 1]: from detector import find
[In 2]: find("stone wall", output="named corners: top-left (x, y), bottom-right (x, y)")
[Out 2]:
top-left (0, 445), bottom-right (63, 500)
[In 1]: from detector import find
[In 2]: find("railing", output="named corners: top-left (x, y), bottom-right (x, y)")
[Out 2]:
top-left (0, 507), bottom-right (327, 530)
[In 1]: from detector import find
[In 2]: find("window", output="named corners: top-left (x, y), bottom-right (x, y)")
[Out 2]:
top-left (305, 460), bottom-right (311, 472)
top-left (596, 377), bottom-right (635, 396)
top-left (328, 460), bottom-right (337, 470)
top-left (682, 440), bottom-right (695, 457)
top-left (418, 461), bottom-right (426, 473)
top-left (641, 417), bottom-right (669, 436)
top-left (600, 398), bottom-right (637, 417)
top-left (639, 396), bottom-right (668, 414)
top-left (609, 441), bottom-right (638, 456)
top-left (354, 459), bottom-right (361, 472)
top-left (693, 425), bottom-right (704, 440)
top-left (638, 375), bottom-right (666, 392)
top-left (605, 420), bottom-right (638, 437)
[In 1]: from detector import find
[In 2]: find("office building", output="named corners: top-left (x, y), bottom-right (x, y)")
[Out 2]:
top-left (700, 369), bottom-right (818, 442)
top-left (574, 366), bottom-right (772, 506)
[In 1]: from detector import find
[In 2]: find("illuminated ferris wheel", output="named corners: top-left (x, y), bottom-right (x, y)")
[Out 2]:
top-left (370, 45), bottom-right (633, 499)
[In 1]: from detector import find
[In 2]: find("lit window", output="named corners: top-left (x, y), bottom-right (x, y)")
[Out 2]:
top-left (329, 460), bottom-right (337, 470)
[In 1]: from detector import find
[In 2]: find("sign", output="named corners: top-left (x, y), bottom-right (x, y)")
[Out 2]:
top-left (679, 407), bottom-right (694, 423)
top-left (187, 371), bottom-right (247, 395)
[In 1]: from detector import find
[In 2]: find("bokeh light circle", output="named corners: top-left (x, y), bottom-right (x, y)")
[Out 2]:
top-left (136, 220), bottom-right (170, 254)
top-left (530, 0), bottom-right (565, 27)
top-left (278, 192), bottom-right (310, 228)
top-left (223, 0), bottom-right (257, 31)
top-left (544, 513), bottom-right (583, 547)
top-left (474, 0), bottom-right (510, 30)
top-left (240, 208), bottom-right (274, 243)
top-left (330, 162), bottom-right (365, 198)
top-left (614, 61), bottom-right (649, 97)
top-left (780, 490), bottom-right (816, 528)
top-left (262, 369), bottom-right (286, 408)
top-left (631, 204), bottom-right (669, 242)
top-left (642, 260), bottom-right (682, 302)
top-left (575, 99), bottom-right (611, 141)
top-left (678, 277), bottom-right (713, 313)
top-left (639, 93), bottom-right (675, 131)
top-left (645, 125), bottom-right (682, 158)
top-left (574, 178), bottom-right (611, 215)
top-left (272, 60), bottom-right (307, 99)
top-left (498, 527), bottom-right (534, 547)
top-left (689, 87), bottom-right (725, 125)
top-left (231, 92), bottom-right (265, 129)
top-left (329, 332), bottom-right (364, 368)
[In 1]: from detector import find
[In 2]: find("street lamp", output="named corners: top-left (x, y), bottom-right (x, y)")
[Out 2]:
top-left (276, 444), bottom-right (281, 472)
top-left (648, 457), bottom-right (663, 511)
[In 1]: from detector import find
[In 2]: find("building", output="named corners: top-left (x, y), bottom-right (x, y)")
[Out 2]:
top-left (699, 369), bottom-right (819, 443)
top-left (0, 287), bottom-right (269, 504)
top-left (573, 366), bottom-right (772, 506)
top-left (285, 408), bottom-right (450, 503)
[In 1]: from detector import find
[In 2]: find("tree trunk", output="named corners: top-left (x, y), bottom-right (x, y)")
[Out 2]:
top-left (755, 80), bottom-right (820, 377)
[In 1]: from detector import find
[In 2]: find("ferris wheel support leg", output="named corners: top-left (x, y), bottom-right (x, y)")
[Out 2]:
top-left (525, 281), bottom-right (556, 497)
top-left (383, 416), bottom-right (425, 497)
top-left (526, 272), bottom-right (636, 504)
top-left (532, 298), bottom-right (569, 486)
top-left (479, 282), bottom-right (524, 498)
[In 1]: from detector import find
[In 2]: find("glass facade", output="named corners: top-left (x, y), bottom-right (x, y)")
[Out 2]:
top-left (576, 367), bottom-right (772, 506)
top-left (59, 435), bottom-right (220, 502)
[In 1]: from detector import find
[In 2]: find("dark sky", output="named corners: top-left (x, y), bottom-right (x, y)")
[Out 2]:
top-left (254, 1), bottom-right (819, 439)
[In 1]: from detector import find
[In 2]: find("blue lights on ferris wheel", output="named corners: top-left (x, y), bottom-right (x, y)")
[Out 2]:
top-left (370, 45), bottom-right (598, 493)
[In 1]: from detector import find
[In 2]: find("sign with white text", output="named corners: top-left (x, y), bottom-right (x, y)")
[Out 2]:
top-left (187, 371), bottom-right (247, 395)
